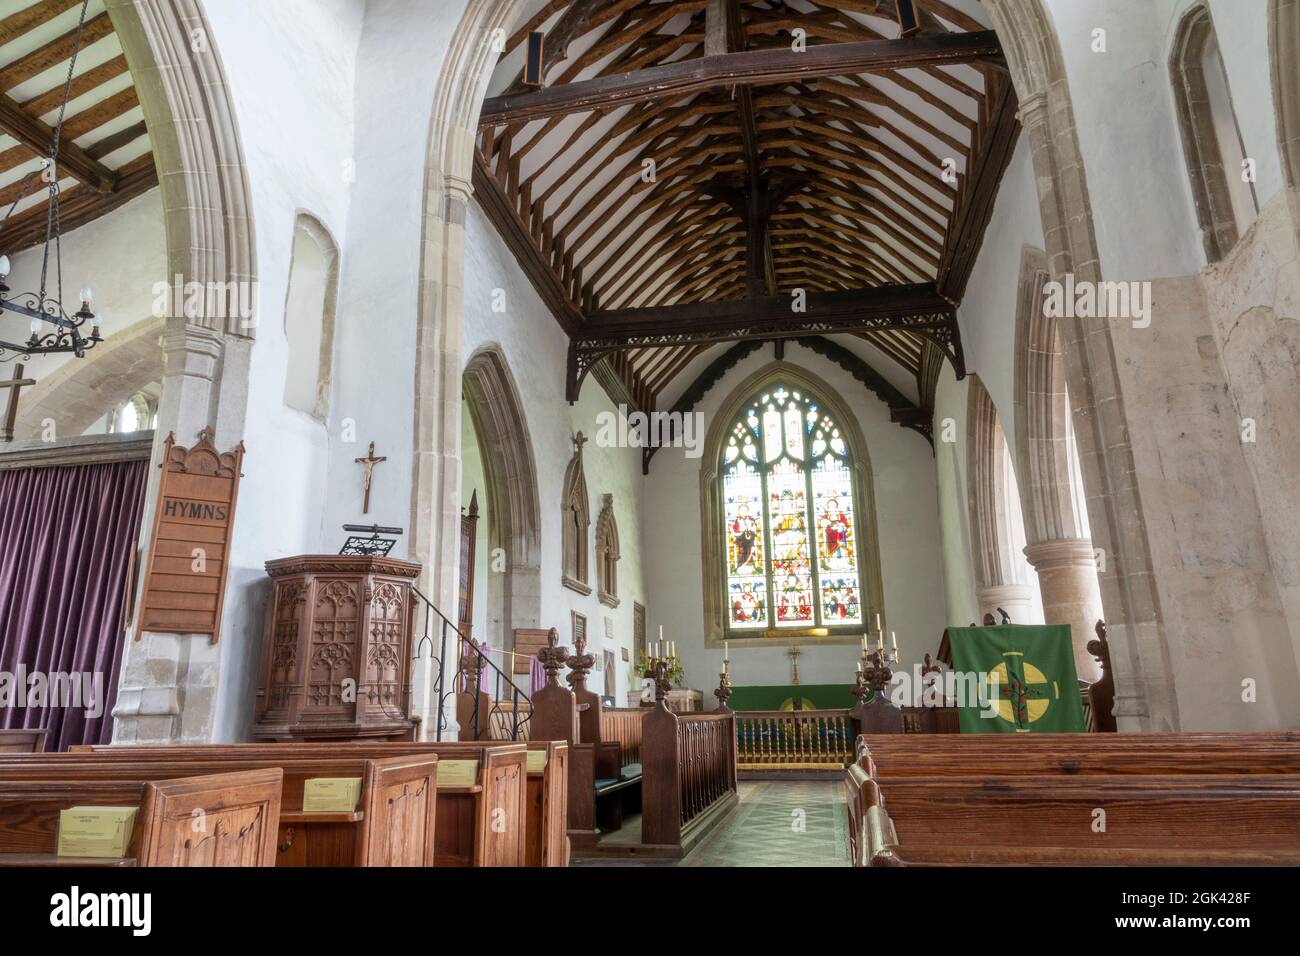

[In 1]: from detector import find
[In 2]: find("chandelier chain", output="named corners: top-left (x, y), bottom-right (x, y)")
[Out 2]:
top-left (39, 0), bottom-right (93, 307)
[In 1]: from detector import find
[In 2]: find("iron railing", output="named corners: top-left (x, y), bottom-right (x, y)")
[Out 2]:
top-left (411, 585), bottom-right (531, 741)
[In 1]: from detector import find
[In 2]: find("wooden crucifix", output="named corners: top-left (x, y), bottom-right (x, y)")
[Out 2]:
top-left (354, 441), bottom-right (386, 514)
top-left (0, 363), bottom-right (35, 443)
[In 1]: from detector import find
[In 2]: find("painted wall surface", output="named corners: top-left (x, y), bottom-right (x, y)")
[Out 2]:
top-left (462, 202), bottom-right (647, 701)
top-left (932, 367), bottom-right (979, 627)
top-left (954, 137), bottom-right (1045, 467)
top-left (200, 0), bottom-right (369, 741)
top-left (643, 343), bottom-right (948, 694)
top-left (1045, 0), bottom-right (1208, 279)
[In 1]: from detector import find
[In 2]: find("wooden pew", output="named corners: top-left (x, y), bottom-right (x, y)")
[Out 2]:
top-left (846, 732), bottom-right (1300, 866)
top-left (2, 752), bottom-right (438, 866)
top-left (530, 631), bottom-right (641, 851)
top-left (0, 768), bottom-right (283, 867)
top-left (82, 740), bottom-right (566, 866)
top-left (72, 741), bottom-right (530, 866)
top-left (0, 728), bottom-right (47, 753)
top-left (641, 704), bottom-right (738, 856)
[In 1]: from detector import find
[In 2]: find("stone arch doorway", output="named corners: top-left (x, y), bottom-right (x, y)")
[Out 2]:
top-left (1012, 246), bottom-right (1104, 681)
top-left (462, 346), bottom-right (542, 655)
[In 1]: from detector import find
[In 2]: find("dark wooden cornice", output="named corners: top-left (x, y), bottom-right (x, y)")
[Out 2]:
top-left (472, 150), bottom-right (583, 335)
top-left (936, 70), bottom-right (1021, 301)
top-left (479, 31), bottom-right (1006, 128)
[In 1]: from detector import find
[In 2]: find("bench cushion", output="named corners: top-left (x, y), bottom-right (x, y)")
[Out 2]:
top-left (620, 763), bottom-right (642, 780)
top-left (594, 778), bottom-right (621, 792)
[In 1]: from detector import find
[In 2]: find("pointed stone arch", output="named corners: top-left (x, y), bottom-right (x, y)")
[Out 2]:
top-left (1170, 3), bottom-right (1259, 262)
top-left (12, 317), bottom-right (164, 441)
top-left (984, 0), bottom-right (1175, 727)
top-left (966, 375), bottom-right (1040, 625)
top-left (462, 346), bottom-right (542, 647)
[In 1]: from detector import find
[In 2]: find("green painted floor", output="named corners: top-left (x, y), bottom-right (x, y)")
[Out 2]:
top-left (678, 780), bottom-right (849, 867)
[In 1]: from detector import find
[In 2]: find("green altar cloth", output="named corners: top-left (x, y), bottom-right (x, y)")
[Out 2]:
top-left (727, 683), bottom-right (860, 711)
top-left (945, 624), bottom-right (1085, 733)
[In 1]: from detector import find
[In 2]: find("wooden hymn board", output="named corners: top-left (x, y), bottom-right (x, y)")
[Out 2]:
top-left (136, 428), bottom-right (244, 643)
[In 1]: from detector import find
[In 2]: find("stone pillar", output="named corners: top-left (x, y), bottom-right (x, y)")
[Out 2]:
top-left (112, 320), bottom-right (238, 744)
top-left (1024, 538), bottom-right (1104, 682)
top-left (974, 583), bottom-right (1037, 626)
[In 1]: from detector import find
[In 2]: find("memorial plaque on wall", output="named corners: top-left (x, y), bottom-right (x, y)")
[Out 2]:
top-left (137, 428), bottom-right (244, 643)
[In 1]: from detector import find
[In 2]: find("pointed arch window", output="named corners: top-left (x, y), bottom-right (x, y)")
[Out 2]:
top-left (720, 383), bottom-right (865, 634)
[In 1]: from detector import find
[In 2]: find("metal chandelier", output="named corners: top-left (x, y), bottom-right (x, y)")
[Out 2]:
top-left (0, 0), bottom-right (101, 360)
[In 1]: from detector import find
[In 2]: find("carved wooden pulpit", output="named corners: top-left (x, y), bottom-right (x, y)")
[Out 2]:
top-left (252, 554), bottom-right (421, 741)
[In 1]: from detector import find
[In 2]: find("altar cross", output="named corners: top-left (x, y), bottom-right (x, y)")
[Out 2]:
top-left (353, 441), bottom-right (386, 514)
top-left (0, 363), bottom-right (35, 443)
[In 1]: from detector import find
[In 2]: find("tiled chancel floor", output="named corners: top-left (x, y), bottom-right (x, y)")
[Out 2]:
top-left (679, 780), bottom-right (849, 867)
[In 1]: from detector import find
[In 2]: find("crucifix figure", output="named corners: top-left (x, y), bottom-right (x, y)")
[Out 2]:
top-left (786, 645), bottom-right (801, 686)
top-left (353, 441), bottom-right (386, 514)
top-left (0, 363), bottom-right (35, 443)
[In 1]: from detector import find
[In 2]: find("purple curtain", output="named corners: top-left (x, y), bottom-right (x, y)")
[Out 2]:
top-left (0, 458), bottom-right (148, 751)
top-left (529, 656), bottom-right (545, 695)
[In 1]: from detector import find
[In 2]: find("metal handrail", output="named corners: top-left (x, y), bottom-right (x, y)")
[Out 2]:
top-left (411, 585), bottom-right (532, 741)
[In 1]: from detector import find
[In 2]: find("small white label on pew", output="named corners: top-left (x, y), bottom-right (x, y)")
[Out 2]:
top-left (526, 750), bottom-right (548, 773)
top-left (302, 777), bottom-right (363, 813)
top-left (437, 759), bottom-right (480, 788)
top-left (58, 806), bottom-right (138, 858)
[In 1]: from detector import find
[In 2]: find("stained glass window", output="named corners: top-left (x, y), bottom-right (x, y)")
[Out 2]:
top-left (720, 385), bottom-right (863, 633)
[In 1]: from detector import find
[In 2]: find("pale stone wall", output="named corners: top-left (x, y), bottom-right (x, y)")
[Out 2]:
top-left (461, 202), bottom-right (647, 702)
top-left (643, 343), bottom-right (949, 693)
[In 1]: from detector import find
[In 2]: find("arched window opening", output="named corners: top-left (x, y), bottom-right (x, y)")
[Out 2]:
top-left (108, 387), bottom-right (159, 435)
top-left (283, 214), bottom-right (339, 418)
top-left (1172, 5), bottom-right (1259, 261)
top-left (720, 382), bottom-right (866, 635)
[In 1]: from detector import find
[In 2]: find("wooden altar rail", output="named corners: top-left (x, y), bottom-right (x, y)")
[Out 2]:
top-left (642, 709), bottom-right (738, 853)
top-left (600, 708), bottom-right (644, 768)
top-left (735, 710), bottom-right (856, 770)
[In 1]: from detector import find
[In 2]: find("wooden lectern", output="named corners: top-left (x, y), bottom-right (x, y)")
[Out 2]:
top-left (252, 554), bottom-right (422, 741)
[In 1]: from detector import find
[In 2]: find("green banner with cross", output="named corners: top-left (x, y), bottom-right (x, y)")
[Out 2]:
top-left (945, 624), bottom-right (1086, 733)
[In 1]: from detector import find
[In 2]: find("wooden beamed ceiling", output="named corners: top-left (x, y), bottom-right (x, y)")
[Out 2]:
top-left (474, 0), bottom-right (1018, 422)
top-left (0, 0), bottom-right (157, 256)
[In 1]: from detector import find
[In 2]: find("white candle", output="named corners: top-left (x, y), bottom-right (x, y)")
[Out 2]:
top-left (659, 625), bottom-right (664, 642)
top-left (891, 630), bottom-right (898, 652)
top-left (875, 613), bottom-right (881, 634)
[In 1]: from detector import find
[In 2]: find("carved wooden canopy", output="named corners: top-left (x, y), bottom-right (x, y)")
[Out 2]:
top-left (477, 0), bottom-right (1018, 428)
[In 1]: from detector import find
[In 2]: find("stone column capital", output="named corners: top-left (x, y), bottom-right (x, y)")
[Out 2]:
top-left (1023, 537), bottom-right (1098, 571)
